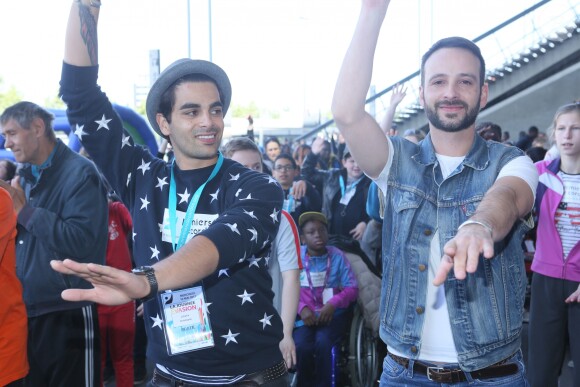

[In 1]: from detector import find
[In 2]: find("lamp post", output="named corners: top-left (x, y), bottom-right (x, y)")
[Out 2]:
top-left (187, 0), bottom-right (213, 61)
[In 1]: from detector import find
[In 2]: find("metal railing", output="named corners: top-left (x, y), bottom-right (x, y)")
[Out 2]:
top-left (295, 0), bottom-right (580, 142)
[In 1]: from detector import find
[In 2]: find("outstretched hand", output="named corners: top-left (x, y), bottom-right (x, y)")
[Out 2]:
top-left (50, 259), bottom-right (147, 305)
top-left (433, 223), bottom-right (494, 286)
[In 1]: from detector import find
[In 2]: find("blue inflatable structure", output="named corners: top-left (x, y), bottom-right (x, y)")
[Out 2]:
top-left (0, 104), bottom-right (158, 160)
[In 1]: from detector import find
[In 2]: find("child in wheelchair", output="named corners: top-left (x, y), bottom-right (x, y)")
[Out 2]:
top-left (293, 212), bottom-right (358, 387)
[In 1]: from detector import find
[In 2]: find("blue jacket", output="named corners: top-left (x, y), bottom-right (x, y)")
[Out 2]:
top-left (16, 140), bottom-right (108, 317)
top-left (379, 134), bottom-right (531, 371)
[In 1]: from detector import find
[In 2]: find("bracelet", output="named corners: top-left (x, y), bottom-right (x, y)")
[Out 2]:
top-left (458, 220), bottom-right (493, 238)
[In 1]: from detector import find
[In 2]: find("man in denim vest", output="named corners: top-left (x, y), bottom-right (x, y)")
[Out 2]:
top-left (332, 1), bottom-right (538, 386)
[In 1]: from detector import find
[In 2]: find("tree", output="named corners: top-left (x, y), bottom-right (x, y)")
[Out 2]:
top-left (0, 77), bottom-right (22, 112)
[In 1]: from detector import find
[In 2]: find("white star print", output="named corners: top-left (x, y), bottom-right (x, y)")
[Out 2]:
top-left (248, 257), bottom-right (261, 268)
top-left (247, 228), bottom-right (258, 242)
top-left (137, 159), bottom-right (151, 176)
top-left (218, 269), bottom-right (229, 277)
top-left (261, 238), bottom-right (270, 249)
top-left (140, 195), bottom-right (150, 210)
top-left (240, 193), bottom-right (253, 201)
top-left (270, 209), bottom-right (280, 223)
top-left (259, 313), bottom-right (273, 329)
top-left (178, 188), bottom-right (190, 204)
top-left (126, 172), bottom-right (131, 187)
top-left (237, 290), bottom-right (255, 305)
top-left (264, 255), bottom-right (271, 267)
top-left (156, 176), bottom-right (168, 191)
top-left (210, 189), bottom-right (219, 202)
top-left (150, 245), bottom-right (160, 260)
top-left (243, 209), bottom-right (258, 220)
top-left (95, 114), bottom-right (112, 130)
top-left (158, 222), bottom-right (164, 233)
top-left (237, 252), bottom-right (247, 263)
top-left (265, 175), bottom-right (277, 184)
top-left (121, 134), bottom-right (132, 148)
top-left (235, 188), bottom-right (242, 198)
top-left (221, 329), bottom-right (240, 345)
top-left (151, 314), bottom-right (163, 329)
top-left (203, 302), bottom-right (212, 315)
top-left (74, 124), bottom-right (87, 140)
top-left (225, 223), bottom-right (240, 235)
top-left (229, 173), bottom-right (240, 181)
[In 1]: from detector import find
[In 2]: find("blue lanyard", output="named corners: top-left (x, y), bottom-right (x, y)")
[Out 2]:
top-left (168, 153), bottom-right (223, 252)
top-left (284, 187), bottom-right (295, 212)
top-left (339, 175), bottom-right (363, 197)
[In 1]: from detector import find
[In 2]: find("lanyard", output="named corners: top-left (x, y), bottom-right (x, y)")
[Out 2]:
top-left (339, 175), bottom-right (363, 197)
top-left (283, 187), bottom-right (295, 212)
top-left (168, 153), bottom-right (223, 252)
top-left (304, 251), bottom-right (331, 307)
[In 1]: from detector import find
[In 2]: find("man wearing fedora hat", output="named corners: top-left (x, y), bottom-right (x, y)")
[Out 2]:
top-left (54, 1), bottom-right (288, 386)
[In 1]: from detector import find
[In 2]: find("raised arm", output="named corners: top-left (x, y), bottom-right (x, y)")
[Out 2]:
top-left (379, 83), bottom-right (407, 135)
top-left (331, 0), bottom-right (392, 179)
top-left (64, 0), bottom-right (100, 67)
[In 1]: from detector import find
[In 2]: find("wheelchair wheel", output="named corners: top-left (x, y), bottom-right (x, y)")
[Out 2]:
top-left (348, 305), bottom-right (379, 386)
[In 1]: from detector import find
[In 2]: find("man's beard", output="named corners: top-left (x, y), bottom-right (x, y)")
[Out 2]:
top-left (424, 99), bottom-right (480, 133)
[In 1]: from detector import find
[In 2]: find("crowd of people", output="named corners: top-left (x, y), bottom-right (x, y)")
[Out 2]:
top-left (0, 0), bottom-right (578, 387)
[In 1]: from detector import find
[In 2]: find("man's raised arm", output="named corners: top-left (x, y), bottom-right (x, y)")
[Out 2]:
top-left (64, 0), bottom-right (100, 67)
top-left (331, 0), bottom-right (391, 179)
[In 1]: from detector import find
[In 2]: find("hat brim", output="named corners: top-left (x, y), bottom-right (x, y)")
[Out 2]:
top-left (298, 211), bottom-right (328, 228)
top-left (146, 58), bottom-right (232, 138)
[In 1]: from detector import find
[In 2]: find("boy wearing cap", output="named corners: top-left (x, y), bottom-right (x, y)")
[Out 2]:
top-left (55, 1), bottom-right (288, 385)
top-left (294, 212), bottom-right (358, 387)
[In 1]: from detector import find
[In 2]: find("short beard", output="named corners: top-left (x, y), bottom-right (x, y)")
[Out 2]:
top-left (425, 100), bottom-right (480, 133)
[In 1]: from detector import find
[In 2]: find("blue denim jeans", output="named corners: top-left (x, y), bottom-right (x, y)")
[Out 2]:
top-left (379, 350), bottom-right (529, 386)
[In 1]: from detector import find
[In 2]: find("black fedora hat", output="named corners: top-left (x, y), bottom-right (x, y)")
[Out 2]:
top-left (145, 58), bottom-right (232, 137)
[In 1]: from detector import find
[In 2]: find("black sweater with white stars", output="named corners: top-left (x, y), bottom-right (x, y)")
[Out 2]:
top-left (60, 63), bottom-right (284, 375)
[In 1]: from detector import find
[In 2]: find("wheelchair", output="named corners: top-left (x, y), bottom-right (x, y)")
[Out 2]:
top-left (291, 247), bottom-right (383, 387)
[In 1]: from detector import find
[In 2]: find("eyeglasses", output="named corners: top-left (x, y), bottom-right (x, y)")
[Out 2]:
top-left (274, 165), bottom-right (295, 172)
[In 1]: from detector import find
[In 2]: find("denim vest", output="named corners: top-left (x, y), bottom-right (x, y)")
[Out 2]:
top-left (379, 134), bottom-right (531, 372)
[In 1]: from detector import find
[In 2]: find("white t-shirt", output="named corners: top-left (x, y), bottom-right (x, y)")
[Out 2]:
top-left (375, 137), bottom-right (537, 363)
top-left (268, 210), bottom-right (301, 314)
top-left (555, 171), bottom-right (580, 259)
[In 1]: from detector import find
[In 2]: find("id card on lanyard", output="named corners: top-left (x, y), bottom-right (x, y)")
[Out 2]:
top-left (159, 153), bottom-right (223, 355)
top-left (302, 253), bottom-right (333, 312)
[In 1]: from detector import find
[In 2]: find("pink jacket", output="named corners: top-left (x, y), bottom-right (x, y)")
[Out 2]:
top-left (533, 158), bottom-right (580, 281)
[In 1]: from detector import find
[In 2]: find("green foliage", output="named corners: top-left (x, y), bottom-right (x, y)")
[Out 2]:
top-left (134, 99), bottom-right (146, 116)
top-left (44, 93), bottom-right (66, 109)
top-left (0, 77), bottom-right (22, 112)
top-left (231, 101), bottom-right (260, 119)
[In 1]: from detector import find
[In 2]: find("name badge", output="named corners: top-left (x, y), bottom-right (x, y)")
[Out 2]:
top-left (322, 288), bottom-right (333, 304)
top-left (300, 271), bottom-right (326, 287)
top-left (159, 286), bottom-right (214, 355)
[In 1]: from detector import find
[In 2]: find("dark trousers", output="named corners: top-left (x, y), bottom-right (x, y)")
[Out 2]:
top-left (293, 311), bottom-right (350, 387)
top-left (528, 273), bottom-right (580, 387)
top-left (25, 304), bottom-right (101, 387)
top-left (134, 302), bottom-right (148, 364)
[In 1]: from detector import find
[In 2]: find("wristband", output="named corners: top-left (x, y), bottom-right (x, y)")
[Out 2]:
top-left (458, 219), bottom-right (493, 238)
